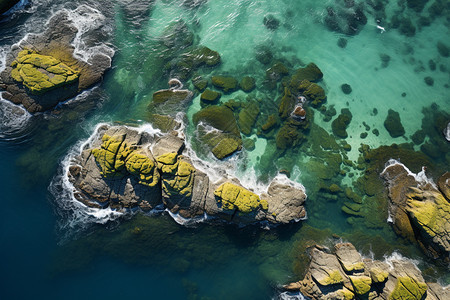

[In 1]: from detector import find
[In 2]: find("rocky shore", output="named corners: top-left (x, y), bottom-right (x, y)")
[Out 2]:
top-left (285, 242), bottom-right (449, 300)
top-left (0, 6), bottom-right (113, 113)
top-left (67, 125), bottom-right (307, 225)
top-left (381, 161), bottom-right (449, 261)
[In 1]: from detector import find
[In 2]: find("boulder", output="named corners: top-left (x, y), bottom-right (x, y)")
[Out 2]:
top-left (238, 100), bottom-right (260, 135)
top-left (211, 75), bottom-right (238, 93)
top-left (200, 89), bottom-right (221, 104)
top-left (0, 7), bottom-right (113, 112)
top-left (334, 243), bottom-right (365, 272)
top-left (381, 161), bottom-right (450, 260)
top-left (332, 108), bottom-right (352, 138)
top-left (289, 63), bottom-right (323, 88)
top-left (239, 76), bottom-right (255, 92)
top-left (384, 109), bottom-right (405, 138)
top-left (297, 80), bottom-right (326, 107)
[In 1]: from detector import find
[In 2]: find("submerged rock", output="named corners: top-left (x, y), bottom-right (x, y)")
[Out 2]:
top-left (384, 109), bottom-right (405, 138)
top-left (285, 242), bottom-right (449, 300)
top-left (211, 75), bottom-right (238, 93)
top-left (381, 161), bottom-right (450, 261)
top-left (67, 125), bottom-right (307, 225)
top-left (332, 108), bottom-right (352, 138)
top-left (0, 7), bottom-right (113, 112)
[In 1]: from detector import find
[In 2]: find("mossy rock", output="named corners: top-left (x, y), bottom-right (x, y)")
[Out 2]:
top-left (200, 89), bottom-right (221, 104)
top-left (298, 80), bottom-right (326, 107)
top-left (369, 267), bottom-right (389, 283)
top-left (157, 153), bottom-right (196, 198)
top-left (152, 89), bottom-right (192, 104)
top-left (214, 182), bottom-right (268, 213)
top-left (238, 101), bottom-right (260, 135)
top-left (193, 105), bottom-right (241, 136)
top-left (332, 108), bottom-right (352, 138)
top-left (335, 288), bottom-right (355, 300)
top-left (148, 114), bottom-right (181, 133)
top-left (125, 151), bottom-right (160, 187)
top-left (276, 122), bottom-right (304, 150)
top-left (240, 76), bottom-right (256, 92)
top-left (319, 270), bottom-right (344, 285)
top-left (266, 62), bottom-right (289, 82)
top-left (349, 275), bottom-right (372, 295)
top-left (211, 75), bottom-right (238, 93)
top-left (192, 76), bottom-right (208, 92)
top-left (290, 63), bottom-right (323, 88)
top-left (211, 137), bottom-right (242, 159)
top-left (278, 87), bottom-right (295, 119)
top-left (261, 114), bottom-right (278, 131)
top-left (384, 109), bottom-right (405, 138)
top-left (389, 276), bottom-right (427, 300)
top-left (10, 49), bottom-right (79, 95)
top-left (91, 134), bottom-right (135, 178)
top-left (182, 46), bottom-right (221, 68)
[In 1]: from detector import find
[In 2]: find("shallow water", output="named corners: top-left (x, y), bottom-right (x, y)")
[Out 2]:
top-left (0, 0), bottom-right (449, 299)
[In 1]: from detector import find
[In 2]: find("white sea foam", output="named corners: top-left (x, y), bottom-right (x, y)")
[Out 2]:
top-left (445, 122), bottom-right (450, 142)
top-left (0, 96), bottom-right (31, 138)
top-left (64, 5), bottom-right (115, 64)
top-left (275, 291), bottom-right (307, 300)
top-left (166, 210), bottom-right (209, 226)
top-left (381, 159), bottom-right (438, 190)
top-left (383, 251), bottom-right (420, 271)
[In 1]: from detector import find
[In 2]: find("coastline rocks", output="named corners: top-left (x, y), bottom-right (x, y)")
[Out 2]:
top-left (286, 242), bottom-right (448, 300)
top-left (239, 76), bottom-right (255, 92)
top-left (200, 89), bottom-right (220, 105)
top-left (211, 75), bottom-right (238, 93)
top-left (297, 80), bottom-right (326, 107)
top-left (384, 109), bottom-right (405, 138)
top-left (68, 125), bottom-right (307, 225)
top-left (0, 7), bottom-right (113, 113)
top-left (381, 161), bottom-right (450, 260)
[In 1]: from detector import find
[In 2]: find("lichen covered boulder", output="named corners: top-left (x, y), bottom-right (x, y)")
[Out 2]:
top-left (390, 277), bottom-right (427, 300)
top-left (125, 151), bottom-right (160, 187)
top-left (214, 182), bottom-right (268, 213)
top-left (157, 153), bottom-right (196, 198)
top-left (10, 49), bottom-right (79, 95)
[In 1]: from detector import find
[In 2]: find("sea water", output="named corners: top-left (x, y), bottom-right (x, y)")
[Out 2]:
top-left (0, 1), bottom-right (449, 299)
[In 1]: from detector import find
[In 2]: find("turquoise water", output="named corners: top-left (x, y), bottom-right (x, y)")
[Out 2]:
top-left (0, 0), bottom-right (449, 299)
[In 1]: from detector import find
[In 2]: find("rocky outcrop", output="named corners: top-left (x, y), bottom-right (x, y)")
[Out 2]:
top-left (68, 125), bottom-right (307, 225)
top-left (0, 7), bottom-right (113, 112)
top-left (381, 161), bottom-right (450, 261)
top-left (285, 242), bottom-right (449, 300)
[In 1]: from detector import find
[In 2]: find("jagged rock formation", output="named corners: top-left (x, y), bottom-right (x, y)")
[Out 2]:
top-left (0, 6), bottom-right (113, 112)
top-left (285, 242), bottom-right (449, 300)
top-left (68, 125), bottom-right (307, 225)
top-left (381, 161), bottom-right (449, 261)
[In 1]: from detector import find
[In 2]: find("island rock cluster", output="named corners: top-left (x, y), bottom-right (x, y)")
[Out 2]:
top-left (285, 242), bottom-right (449, 300)
top-left (67, 125), bottom-right (307, 225)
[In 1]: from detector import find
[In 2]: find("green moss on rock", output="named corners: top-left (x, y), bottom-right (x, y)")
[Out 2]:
top-left (157, 153), bottom-right (196, 197)
top-left (369, 267), bottom-right (389, 283)
top-left (290, 63), bottom-right (323, 88)
top-left (240, 76), bottom-right (256, 92)
top-left (332, 108), bottom-right (353, 138)
top-left (125, 151), bottom-right (160, 187)
top-left (238, 101), bottom-right (260, 135)
top-left (91, 134), bottom-right (135, 178)
top-left (193, 105), bottom-right (241, 136)
top-left (10, 49), bottom-right (79, 95)
top-left (211, 75), bottom-right (238, 93)
top-left (298, 80), bottom-right (326, 107)
top-left (349, 275), bottom-right (372, 295)
top-left (389, 276), bottom-right (427, 300)
top-left (200, 89), bottom-right (221, 104)
top-left (214, 182), bottom-right (268, 213)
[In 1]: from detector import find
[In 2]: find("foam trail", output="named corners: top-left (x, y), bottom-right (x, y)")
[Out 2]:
top-left (166, 210), bottom-right (209, 226)
top-left (383, 251), bottom-right (420, 271)
top-left (381, 159), bottom-right (437, 190)
top-left (275, 291), bottom-right (307, 300)
top-left (64, 5), bottom-right (115, 64)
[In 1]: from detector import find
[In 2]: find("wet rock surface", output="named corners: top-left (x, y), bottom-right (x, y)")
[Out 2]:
top-left (285, 242), bottom-right (449, 300)
top-left (0, 7), bottom-right (113, 113)
top-left (68, 125), bottom-right (307, 225)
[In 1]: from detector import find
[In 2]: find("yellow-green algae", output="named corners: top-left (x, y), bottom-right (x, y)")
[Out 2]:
top-left (10, 49), bottom-right (79, 95)
top-left (317, 270), bottom-right (344, 286)
top-left (389, 276), bottom-right (427, 300)
top-left (369, 267), bottom-right (389, 283)
top-left (342, 261), bottom-right (365, 273)
top-left (125, 152), bottom-right (160, 187)
top-left (349, 275), bottom-right (372, 295)
top-left (157, 153), bottom-right (196, 197)
top-left (92, 134), bottom-right (135, 178)
top-left (214, 182), bottom-right (268, 213)
top-left (335, 287), bottom-right (355, 300)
